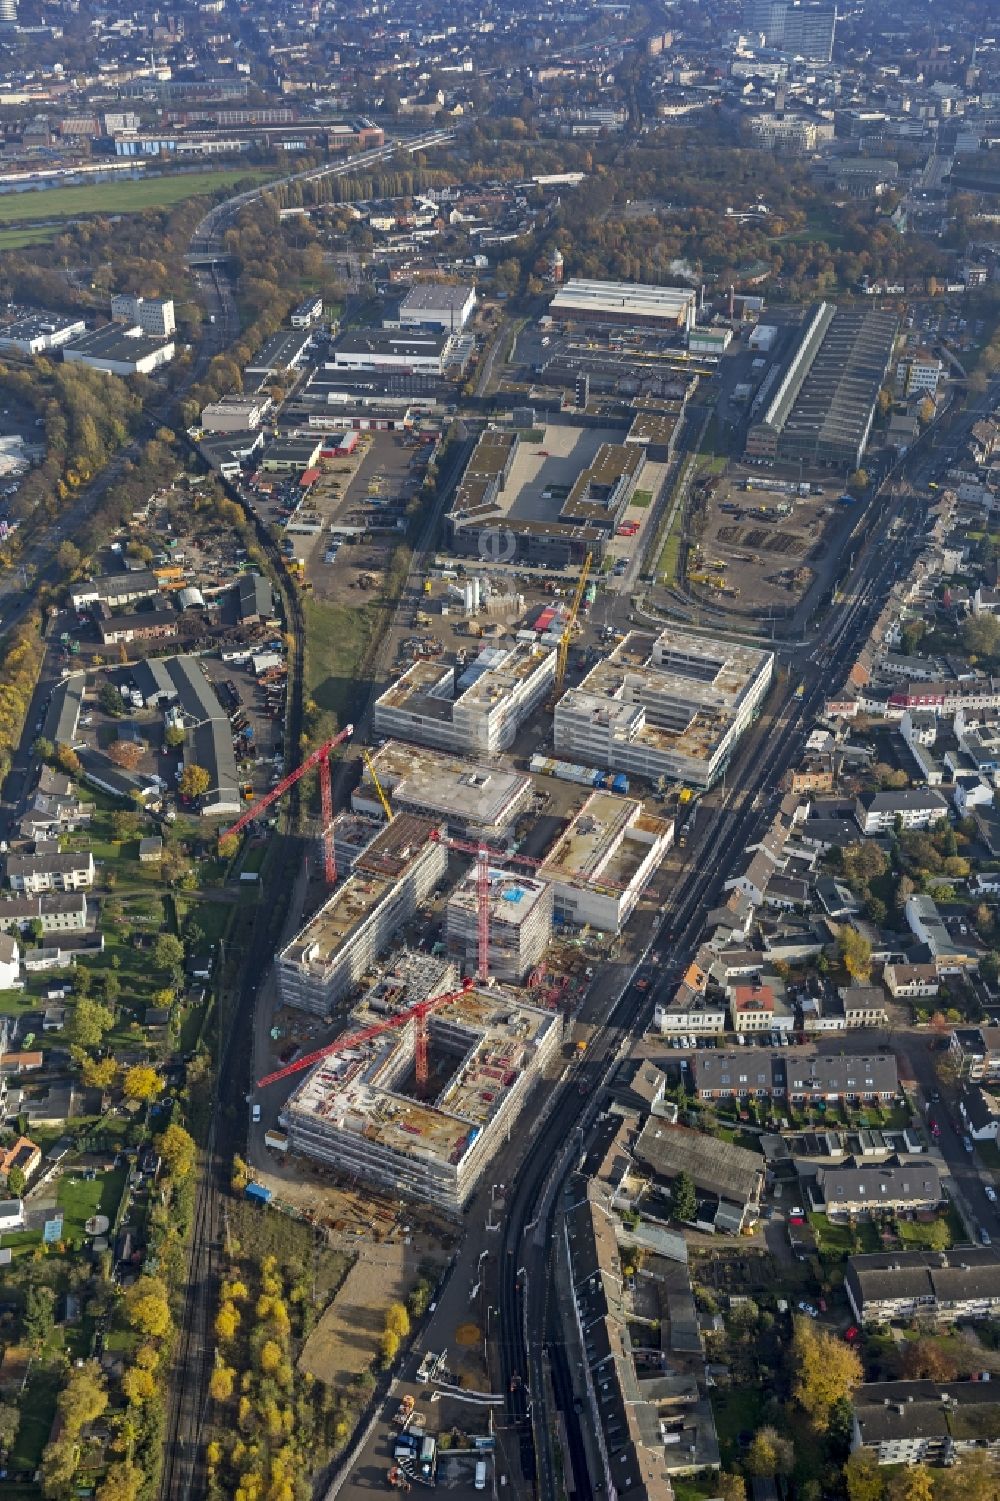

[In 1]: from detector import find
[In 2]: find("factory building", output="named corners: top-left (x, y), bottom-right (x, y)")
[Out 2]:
top-left (276, 815), bottom-right (448, 1015)
top-left (282, 954), bottom-right (562, 1213)
top-left (445, 868), bottom-right (553, 982)
top-left (373, 643), bottom-right (556, 757)
top-left (538, 792), bottom-right (675, 934)
top-left (554, 628), bottom-right (773, 789)
top-left (328, 328), bottom-right (456, 376)
top-left (62, 324), bottom-right (175, 376)
top-left (397, 283), bottom-right (476, 333)
top-left (353, 741), bottom-right (534, 842)
top-left (549, 278), bottom-right (698, 331)
top-left (746, 303), bottom-right (897, 472)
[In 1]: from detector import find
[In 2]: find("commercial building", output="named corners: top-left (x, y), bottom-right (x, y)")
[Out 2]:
top-left (244, 329), bottom-right (312, 378)
top-left (554, 628), bottom-right (773, 790)
top-left (397, 283), bottom-right (476, 333)
top-left (635, 1120), bottom-right (764, 1233)
top-left (328, 329), bottom-right (455, 376)
top-left (746, 303), bottom-right (897, 472)
top-left (70, 571), bottom-right (159, 611)
top-left (276, 815), bottom-right (449, 1015)
top-left (0, 312), bottom-right (86, 356)
top-left (129, 655), bottom-right (240, 817)
top-left (200, 395), bottom-right (271, 433)
top-left (853, 1380), bottom-right (1000, 1468)
top-left (549, 278), bottom-right (698, 331)
top-left (782, 2), bottom-right (837, 61)
top-left (353, 741), bottom-right (533, 842)
top-left (537, 791), bottom-right (674, 933)
top-left (98, 607), bottom-right (177, 647)
top-left (62, 324), bottom-right (175, 376)
top-left (845, 1249), bottom-right (1000, 1326)
top-left (282, 954), bottom-right (561, 1211)
top-left (445, 868), bottom-right (552, 982)
top-left (694, 1049), bottom-right (898, 1104)
top-left (261, 436), bottom-right (323, 473)
top-left (373, 643), bottom-right (556, 757)
top-left (110, 293), bottom-right (176, 338)
top-left (290, 295), bottom-right (323, 329)
top-left (747, 114), bottom-right (824, 154)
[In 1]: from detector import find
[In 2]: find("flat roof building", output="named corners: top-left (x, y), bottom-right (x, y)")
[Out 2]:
top-left (397, 283), bottom-right (476, 333)
top-left (62, 324), bottom-right (175, 376)
top-left (373, 643), bottom-right (557, 757)
top-left (282, 953), bottom-right (562, 1211)
top-left (276, 815), bottom-right (449, 1015)
top-left (549, 278), bottom-right (698, 330)
top-left (200, 395), bottom-right (272, 433)
top-left (445, 868), bottom-right (552, 982)
top-left (328, 328), bottom-right (455, 376)
top-left (554, 628), bottom-right (773, 789)
top-left (353, 741), bottom-right (533, 841)
top-left (538, 791), bottom-right (674, 934)
top-left (0, 312), bottom-right (85, 356)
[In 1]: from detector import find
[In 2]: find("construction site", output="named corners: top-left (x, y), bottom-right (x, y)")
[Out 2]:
top-left (277, 953), bottom-right (563, 1213)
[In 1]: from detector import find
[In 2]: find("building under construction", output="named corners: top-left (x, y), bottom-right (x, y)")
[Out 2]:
top-left (538, 791), bottom-right (674, 934)
top-left (280, 953), bottom-right (563, 1212)
top-left (276, 814), bottom-right (448, 1015)
top-left (445, 868), bottom-right (553, 982)
top-left (352, 740), bottom-right (534, 842)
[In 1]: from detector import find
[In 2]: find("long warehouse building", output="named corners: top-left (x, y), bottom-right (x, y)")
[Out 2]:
top-left (549, 278), bottom-right (698, 331)
top-left (746, 302), bottom-right (897, 471)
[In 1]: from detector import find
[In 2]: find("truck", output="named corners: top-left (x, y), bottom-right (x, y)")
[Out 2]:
top-left (244, 1182), bottom-right (272, 1206)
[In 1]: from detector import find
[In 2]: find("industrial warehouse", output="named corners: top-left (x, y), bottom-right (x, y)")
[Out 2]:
top-left (554, 627), bottom-right (774, 788)
top-left (746, 302), bottom-right (898, 471)
top-left (280, 954), bottom-right (562, 1213)
top-left (548, 277), bottom-right (699, 330)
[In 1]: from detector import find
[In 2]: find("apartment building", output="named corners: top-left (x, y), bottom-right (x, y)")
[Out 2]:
top-left (373, 644), bottom-right (556, 756)
top-left (855, 788), bottom-right (949, 833)
top-left (276, 816), bottom-right (448, 1015)
top-left (5, 851), bottom-right (95, 894)
top-left (694, 1050), bottom-right (898, 1104)
top-left (445, 868), bottom-right (552, 982)
top-left (554, 628), bottom-right (773, 790)
top-left (853, 1380), bottom-right (1000, 1467)
top-left (812, 1162), bottom-right (942, 1219)
top-left (846, 1249), bottom-right (1000, 1326)
top-left (537, 791), bottom-right (674, 933)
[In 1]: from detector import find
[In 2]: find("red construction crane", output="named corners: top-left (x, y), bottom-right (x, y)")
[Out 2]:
top-left (257, 979), bottom-right (474, 1089)
top-left (220, 724), bottom-right (353, 886)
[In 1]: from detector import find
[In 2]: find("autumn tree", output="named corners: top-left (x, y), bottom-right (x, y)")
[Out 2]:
top-left (121, 1365), bottom-right (157, 1404)
top-left (155, 1122), bottom-right (196, 1179)
top-left (844, 1449), bottom-right (886, 1501)
top-left (107, 739), bottom-right (144, 770)
top-left (381, 1328), bottom-right (400, 1365)
top-left (55, 742), bottom-right (81, 776)
top-left (96, 1462), bottom-right (145, 1501)
top-left (124, 1276), bottom-right (172, 1339)
top-left (215, 1302), bottom-right (240, 1341)
top-left (837, 925), bottom-right (873, 983)
top-left (178, 763), bottom-right (211, 800)
top-left (716, 1476), bottom-right (747, 1501)
top-left (70, 997), bottom-right (116, 1048)
top-left (385, 1302), bottom-right (411, 1339)
top-left (887, 1466), bottom-right (934, 1501)
top-left (164, 724), bottom-right (185, 749)
top-left (81, 1055), bottom-right (118, 1091)
top-left (122, 1064), bottom-right (161, 1102)
top-left (746, 1426), bottom-right (794, 1477)
top-left (209, 1363), bottom-right (235, 1401)
top-left (792, 1318), bottom-right (862, 1429)
top-left (900, 1338), bottom-right (958, 1381)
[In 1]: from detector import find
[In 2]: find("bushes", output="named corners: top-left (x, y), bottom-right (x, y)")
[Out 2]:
top-left (0, 613), bottom-right (44, 790)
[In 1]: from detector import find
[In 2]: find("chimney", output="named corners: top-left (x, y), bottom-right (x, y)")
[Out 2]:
top-left (729, 284), bottom-right (735, 321)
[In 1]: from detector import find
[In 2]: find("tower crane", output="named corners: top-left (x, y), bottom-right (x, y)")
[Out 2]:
top-left (257, 978), bottom-right (474, 1089)
top-left (361, 747), bottom-right (394, 822)
top-left (550, 551), bottom-right (592, 705)
top-left (220, 724), bottom-right (353, 886)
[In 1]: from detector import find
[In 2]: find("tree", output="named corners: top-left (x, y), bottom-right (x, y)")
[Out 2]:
top-left (124, 1276), bottom-right (172, 1339)
top-left (215, 1302), bottom-right (239, 1341)
top-left (838, 925), bottom-right (873, 982)
top-left (917, 396), bottom-right (935, 426)
top-left (58, 1361), bottom-right (107, 1436)
top-left (99, 680), bottom-right (126, 717)
top-left (926, 1217), bottom-right (951, 1252)
top-left (70, 997), bottom-right (115, 1048)
top-left (900, 1337), bottom-right (958, 1381)
top-left (122, 1064), bottom-right (161, 1102)
top-left (0, 1401), bottom-right (19, 1455)
top-left (96, 1462), bottom-right (145, 1501)
top-left (121, 1365), bottom-right (156, 1404)
top-left (178, 763), bottom-right (211, 800)
top-left (933, 1451), bottom-right (1000, 1501)
top-left (153, 932), bottom-right (185, 972)
top-left (164, 725), bottom-right (186, 749)
top-left (380, 1328), bottom-right (400, 1364)
top-left (259, 1339), bottom-right (283, 1375)
top-left (209, 1363), bottom-right (235, 1401)
top-left (746, 1426), bottom-right (794, 1478)
top-left (847, 468), bottom-right (869, 494)
top-left (81, 1055), bottom-right (118, 1090)
top-left (385, 1302), bottom-right (411, 1339)
top-left (56, 540), bottom-right (81, 575)
top-left (155, 1123), bottom-right (196, 1179)
top-left (23, 1284), bottom-right (55, 1352)
top-left (716, 1477), bottom-right (747, 1501)
top-left (963, 612), bottom-right (1000, 659)
top-left (6, 1164), bottom-right (25, 1198)
top-left (793, 1319), bottom-right (862, 1428)
top-left (218, 833), bottom-right (239, 859)
top-left (670, 1171), bottom-right (697, 1223)
top-left (844, 1449), bottom-right (886, 1501)
top-left (107, 739), bottom-right (144, 770)
top-left (887, 1467), bottom-right (934, 1501)
top-left (55, 743), bottom-right (81, 776)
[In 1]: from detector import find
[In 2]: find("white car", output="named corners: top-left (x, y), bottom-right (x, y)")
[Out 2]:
top-left (986, 1186), bottom-right (997, 1204)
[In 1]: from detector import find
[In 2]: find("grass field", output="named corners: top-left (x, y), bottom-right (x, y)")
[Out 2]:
top-left (8, 1367), bottom-right (59, 1472)
top-left (57, 1167), bottom-right (127, 1241)
top-left (304, 596), bottom-right (382, 726)
top-left (0, 223), bottom-right (61, 249)
top-left (0, 167), bottom-right (275, 226)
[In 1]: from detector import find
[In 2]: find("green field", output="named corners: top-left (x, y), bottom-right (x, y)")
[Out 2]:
top-left (57, 1167), bottom-right (127, 1241)
top-left (0, 167), bottom-right (275, 226)
top-left (0, 224), bottom-right (61, 249)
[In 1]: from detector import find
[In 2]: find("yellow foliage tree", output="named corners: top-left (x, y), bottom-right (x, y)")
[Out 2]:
top-left (123, 1064), bottom-right (162, 1102)
top-left (155, 1123), bottom-right (196, 1179)
top-left (224, 1279), bottom-right (250, 1303)
top-left (82, 1056), bottom-right (118, 1090)
top-left (209, 1364), bottom-right (235, 1402)
top-left (792, 1318), bottom-right (862, 1429)
top-left (124, 1276), bottom-right (172, 1340)
top-left (215, 1302), bottom-right (240, 1341)
top-left (385, 1302), bottom-right (411, 1339)
top-left (96, 1461), bottom-right (145, 1501)
top-left (381, 1329), bottom-right (400, 1364)
top-left (121, 1366), bottom-right (157, 1405)
top-left (259, 1340), bottom-right (283, 1375)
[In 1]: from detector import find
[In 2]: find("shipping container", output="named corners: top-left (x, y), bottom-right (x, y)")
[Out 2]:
top-left (245, 1182), bottom-right (272, 1205)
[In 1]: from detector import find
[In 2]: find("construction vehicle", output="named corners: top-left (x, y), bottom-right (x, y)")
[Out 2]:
top-left (362, 748), bottom-right (393, 821)
top-left (220, 724), bottom-right (353, 886)
top-left (394, 1396), bottom-right (416, 1427)
top-left (387, 1467), bottom-right (411, 1491)
top-left (423, 578), bottom-right (432, 595)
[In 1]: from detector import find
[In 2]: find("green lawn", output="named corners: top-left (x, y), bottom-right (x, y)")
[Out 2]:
top-left (711, 1387), bottom-right (764, 1465)
top-left (8, 1367), bottom-right (60, 1471)
top-left (303, 595), bottom-right (382, 726)
top-left (629, 489), bottom-right (653, 509)
top-left (0, 223), bottom-right (60, 249)
top-left (808, 1212), bottom-right (880, 1257)
top-left (56, 1167), bottom-right (127, 1241)
top-left (0, 1227), bottom-right (43, 1256)
top-left (898, 1207), bottom-right (964, 1250)
top-left (0, 167), bottom-right (275, 226)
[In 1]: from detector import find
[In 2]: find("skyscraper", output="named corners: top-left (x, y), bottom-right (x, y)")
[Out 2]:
top-left (783, 3), bottom-right (837, 62)
top-left (0, 0), bottom-right (18, 26)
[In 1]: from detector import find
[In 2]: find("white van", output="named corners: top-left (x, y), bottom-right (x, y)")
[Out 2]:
top-left (475, 1462), bottom-right (487, 1491)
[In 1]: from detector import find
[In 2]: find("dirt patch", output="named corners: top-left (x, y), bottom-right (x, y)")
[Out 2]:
top-left (299, 1242), bottom-right (431, 1386)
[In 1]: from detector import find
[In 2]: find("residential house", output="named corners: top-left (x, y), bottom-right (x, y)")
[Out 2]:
top-left (729, 978), bottom-right (795, 1034)
top-left (635, 1120), bottom-right (764, 1234)
top-left (958, 1084), bottom-right (1000, 1143)
top-left (845, 1248), bottom-right (1000, 1325)
top-left (811, 1160), bottom-right (942, 1219)
top-left (5, 850), bottom-right (95, 894)
top-left (0, 934), bottom-right (18, 990)
top-left (837, 985), bottom-right (890, 1028)
top-left (694, 1050), bottom-right (898, 1105)
top-left (884, 962), bottom-right (940, 999)
top-left (855, 789), bottom-right (949, 835)
top-left (0, 1135), bottom-right (41, 1189)
top-left (853, 1380), bottom-right (1000, 1467)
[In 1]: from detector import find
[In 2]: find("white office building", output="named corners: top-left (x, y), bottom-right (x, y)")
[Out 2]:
top-left (111, 293), bottom-right (176, 338)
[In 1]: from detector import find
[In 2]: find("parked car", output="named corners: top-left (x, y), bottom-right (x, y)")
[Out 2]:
top-left (986, 1186), bottom-right (997, 1204)
top-left (797, 1302), bottom-right (818, 1319)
